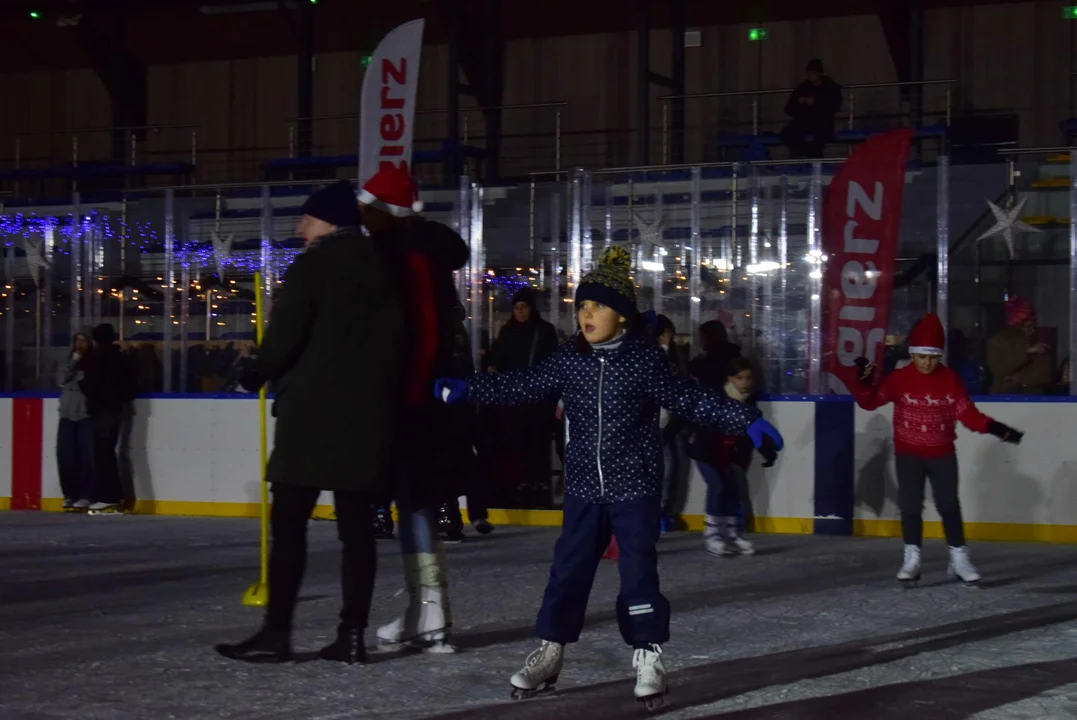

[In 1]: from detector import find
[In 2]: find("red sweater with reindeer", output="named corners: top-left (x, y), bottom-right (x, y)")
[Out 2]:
top-left (855, 364), bottom-right (993, 458)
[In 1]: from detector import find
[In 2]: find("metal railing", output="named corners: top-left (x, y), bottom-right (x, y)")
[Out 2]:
top-left (657, 79), bottom-right (957, 164)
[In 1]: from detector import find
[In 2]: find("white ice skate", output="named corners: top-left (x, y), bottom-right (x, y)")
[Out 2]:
top-left (947, 546), bottom-right (981, 586)
top-left (722, 516), bottom-right (755, 556)
top-left (897, 544), bottom-right (921, 587)
top-left (633, 644), bottom-right (668, 711)
top-left (87, 502), bottom-right (122, 515)
top-left (509, 640), bottom-right (563, 699)
top-left (703, 516), bottom-right (734, 557)
top-left (377, 585), bottom-right (455, 653)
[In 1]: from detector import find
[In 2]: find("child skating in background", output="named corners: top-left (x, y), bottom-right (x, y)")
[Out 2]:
top-left (689, 356), bottom-right (777, 557)
top-left (436, 247), bottom-right (784, 709)
top-left (854, 313), bottom-right (1024, 587)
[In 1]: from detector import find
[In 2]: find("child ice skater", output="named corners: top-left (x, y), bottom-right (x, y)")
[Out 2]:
top-left (855, 313), bottom-right (1024, 587)
top-left (689, 355), bottom-right (777, 557)
top-left (436, 247), bottom-right (783, 708)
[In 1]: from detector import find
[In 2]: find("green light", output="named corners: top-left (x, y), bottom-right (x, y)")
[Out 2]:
top-left (360, 55), bottom-right (373, 67)
top-left (748, 27), bottom-right (768, 41)
top-left (1065, 5), bottom-right (1077, 18)
top-left (29, 11), bottom-right (40, 18)
top-left (310, 0), bottom-right (317, 4)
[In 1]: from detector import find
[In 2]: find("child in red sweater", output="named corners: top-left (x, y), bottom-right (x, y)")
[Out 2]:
top-left (855, 313), bottom-right (1023, 586)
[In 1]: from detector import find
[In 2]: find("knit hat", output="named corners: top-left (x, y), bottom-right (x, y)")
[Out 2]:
top-left (1004, 295), bottom-right (1035, 326)
top-left (806, 58), bottom-right (824, 73)
top-left (907, 313), bottom-right (945, 356)
top-left (575, 246), bottom-right (637, 319)
top-left (92, 323), bottom-right (116, 346)
top-left (512, 287), bottom-right (537, 308)
top-left (300, 180), bottom-right (360, 228)
top-left (358, 162), bottom-right (423, 217)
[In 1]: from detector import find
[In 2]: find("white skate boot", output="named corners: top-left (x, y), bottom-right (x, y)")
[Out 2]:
top-left (633, 644), bottom-right (668, 711)
top-left (703, 515), bottom-right (735, 557)
top-left (510, 640), bottom-right (563, 699)
top-left (376, 585), bottom-right (455, 653)
top-left (948, 546), bottom-right (981, 586)
top-left (722, 516), bottom-right (755, 555)
top-left (897, 544), bottom-right (921, 587)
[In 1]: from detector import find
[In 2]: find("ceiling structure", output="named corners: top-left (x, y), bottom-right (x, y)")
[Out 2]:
top-left (0, 0), bottom-right (1040, 73)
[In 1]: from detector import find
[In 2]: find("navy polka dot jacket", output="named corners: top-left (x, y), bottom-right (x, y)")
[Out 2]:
top-left (469, 333), bottom-right (762, 503)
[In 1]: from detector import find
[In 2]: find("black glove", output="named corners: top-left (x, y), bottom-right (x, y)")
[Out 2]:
top-left (854, 356), bottom-right (872, 386)
top-left (987, 420), bottom-right (1023, 445)
top-left (759, 434), bottom-right (778, 467)
top-left (237, 353), bottom-right (265, 393)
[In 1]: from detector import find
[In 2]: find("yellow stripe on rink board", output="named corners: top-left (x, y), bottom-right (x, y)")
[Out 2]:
top-left (25, 500), bottom-right (1075, 543)
top-left (0, 497), bottom-right (10, 511)
top-left (855, 519), bottom-right (1077, 544)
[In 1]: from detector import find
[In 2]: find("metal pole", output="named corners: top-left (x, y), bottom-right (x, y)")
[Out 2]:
top-left (118, 196), bottom-right (127, 342)
top-left (936, 155), bottom-right (950, 358)
top-left (808, 162), bottom-right (823, 393)
top-left (1069, 149), bottom-right (1077, 395)
top-left (3, 201), bottom-right (12, 392)
top-left (555, 110), bottom-right (562, 175)
top-left (469, 181), bottom-right (484, 370)
top-left (689, 166), bottom-right (702, 354)
top-left (529, 179), bottom-right (536, 267)
top-left (163, 189), bottom-right (175, 392)
top-left (71, 192), bottom-right (82, 338)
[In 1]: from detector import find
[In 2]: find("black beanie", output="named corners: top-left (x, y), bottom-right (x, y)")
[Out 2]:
top-left (806, 58), bottom-right (824, 73)
top-left (301, 180), bottom-right (361, 228)
top-left (513, 287), bottom-right (537, 308)
top-left (92, 323), bottom-right (116, 345)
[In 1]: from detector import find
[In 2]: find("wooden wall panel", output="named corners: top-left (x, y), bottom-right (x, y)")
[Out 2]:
top-left (2, 4), bottom-right (1075, 184)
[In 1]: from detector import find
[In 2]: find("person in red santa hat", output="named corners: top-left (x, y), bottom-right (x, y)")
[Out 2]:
top-left (855, 313), bottom-right (1024, 587)
top-left (359, 162), bottom-right (475, 652)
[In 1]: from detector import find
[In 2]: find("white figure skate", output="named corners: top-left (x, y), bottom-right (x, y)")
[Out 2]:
top-left (948, 546), bottom-right (981, 586)
top-left (509, 641), bottom-right (563, 699)
top-left (633, 644), bottom-right (668, 711)
top-left (376, 585), bottom-right (455, 653)
top-left (897, 544), bottom-right (921, 587)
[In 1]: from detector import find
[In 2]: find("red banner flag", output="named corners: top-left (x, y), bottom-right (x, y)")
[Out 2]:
top-left (820, 129), bottom-right (913, 394)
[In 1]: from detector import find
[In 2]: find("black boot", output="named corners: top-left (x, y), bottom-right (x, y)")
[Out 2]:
top-left (215, 628), bottom-right (293, 663)
top-left (373, 506), bottom-right (394, 540)
top-left (437, 503), bottom-right (465, 544)
top-left (319, 625), bottom-right (367, 664)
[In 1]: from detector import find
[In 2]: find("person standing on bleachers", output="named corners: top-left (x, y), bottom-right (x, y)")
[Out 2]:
top-left (781, 58), bottom-right (843, 159)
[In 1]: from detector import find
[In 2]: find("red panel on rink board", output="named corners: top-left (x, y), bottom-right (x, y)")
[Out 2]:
top-left (11, 398), bottom-right (43, 510)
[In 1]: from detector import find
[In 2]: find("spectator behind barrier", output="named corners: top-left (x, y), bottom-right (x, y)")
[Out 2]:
top-left (780, 58), bottom-right (843, 159)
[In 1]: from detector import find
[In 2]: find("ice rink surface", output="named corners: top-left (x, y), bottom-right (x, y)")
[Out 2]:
top-left (3, 513), bottom-right (1077, 719)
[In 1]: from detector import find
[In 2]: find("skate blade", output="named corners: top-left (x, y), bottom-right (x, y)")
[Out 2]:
top-left (637, 690), bottom-right (668, 712)
top-left (510, 681), bottom-right (556, 700)
top-left (378, 632), bottom-right (456, 654)
top-left (898, 575), bottom-right (921, 588)
top-left (87, 509), bottom-right (123, 516)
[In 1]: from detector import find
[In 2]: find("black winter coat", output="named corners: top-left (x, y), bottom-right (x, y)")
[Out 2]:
top-left (373, 219), bottom-right (474, 507)
top-left (80, 344), bottom-right (133, 415)
top-left (489, 316), bottom-right (558, 373)
top-left (259, 228), bottom-right (405, 497)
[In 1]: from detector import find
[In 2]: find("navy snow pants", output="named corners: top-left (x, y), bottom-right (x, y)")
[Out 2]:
top-left (536, 495), bottom-right (670, 647)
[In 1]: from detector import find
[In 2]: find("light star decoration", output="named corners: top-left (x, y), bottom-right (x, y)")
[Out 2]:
top-left (632, 211), bottom-right (665, 253)
top-left (976, 197), bottom-right (1042, 259)
top-left (210, 230), bottom-right (235, 281)
top-left (21, 236), bottom-right (49, 287)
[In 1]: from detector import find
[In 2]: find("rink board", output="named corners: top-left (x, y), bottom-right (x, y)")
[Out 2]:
top-left (5, 394), bottom-right (1077, 543)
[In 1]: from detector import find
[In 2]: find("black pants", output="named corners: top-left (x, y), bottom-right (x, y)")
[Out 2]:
top-left (265, 484), bottom-right (377, 635)
top-left (91, 413), bottom-right (123, 504)
top-left (780, 120), bottom-right (831, 159)
top-left (57, 418), bottom-right (95, 501)
top-left (896, 453), bottom-right (965, 548)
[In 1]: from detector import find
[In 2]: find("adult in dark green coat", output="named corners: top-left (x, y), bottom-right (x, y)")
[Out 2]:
top-left (216, 179), bottom-right (405, 666)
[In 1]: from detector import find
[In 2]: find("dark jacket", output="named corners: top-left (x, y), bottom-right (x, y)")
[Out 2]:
top-left (784, 77), bottom-right (843, 139)
top-left (468, 332), bottom-right (761, 503)
top-left (80, 343), bottom-right (132, 416)
top-left (374, 218), bottom-right (473, 505)
top-left (259, 228), bottom-right (405, 497)
top-left (489, 314), bottom-right (558, 373)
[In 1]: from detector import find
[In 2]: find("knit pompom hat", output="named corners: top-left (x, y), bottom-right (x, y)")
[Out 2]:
top-left (575, 246), bottom-right (637, 319)
top-left (300, 180), bottom-right (361, 228)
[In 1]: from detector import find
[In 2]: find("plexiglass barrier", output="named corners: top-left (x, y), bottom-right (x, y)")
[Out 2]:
top-left (2, 159), bottom-right (1072, 398)
top-left (0, 183), bottom-right (470, 392)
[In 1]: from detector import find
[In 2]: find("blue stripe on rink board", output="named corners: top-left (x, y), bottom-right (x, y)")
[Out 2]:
top-left (813, 398), bottom-right (856, 536)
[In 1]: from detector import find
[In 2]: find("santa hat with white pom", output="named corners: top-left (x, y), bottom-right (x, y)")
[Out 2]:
top-left (358, 162), bottom-right (424, 217)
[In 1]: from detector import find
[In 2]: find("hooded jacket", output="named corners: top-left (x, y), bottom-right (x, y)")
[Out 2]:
top-left (488, 289), bottom-right (558, 373)
top-left (374, 218), bottom-right (474, 504)
top-left (468, 331), bottom-right (761, 503)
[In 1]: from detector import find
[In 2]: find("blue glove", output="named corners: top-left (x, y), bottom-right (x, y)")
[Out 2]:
top-left (747, 418), bottom-right (784, 452)
top-left (434, 378), bottom-right (469, 405)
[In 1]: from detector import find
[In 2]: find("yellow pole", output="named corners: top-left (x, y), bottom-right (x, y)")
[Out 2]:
top-left (242, 271), bottom-right (269, 607)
